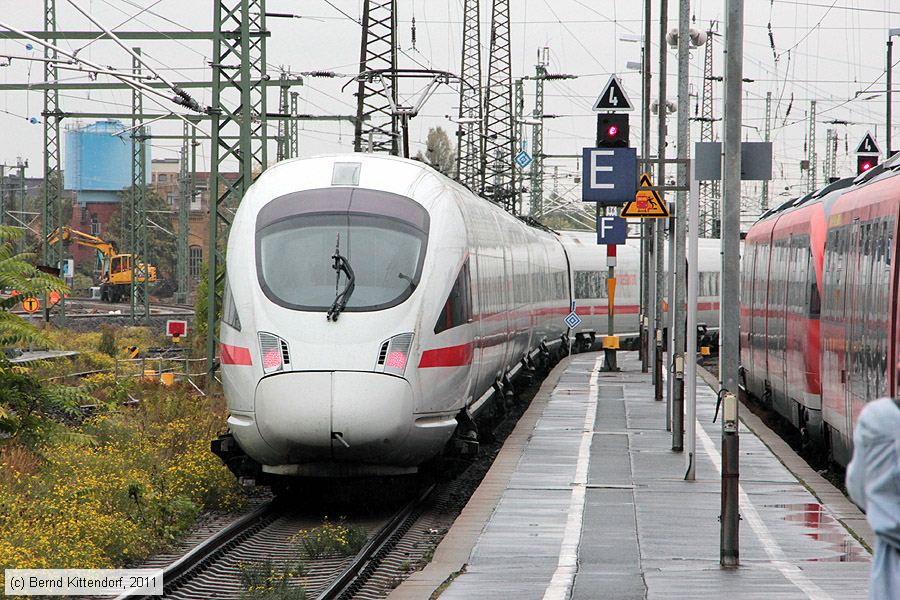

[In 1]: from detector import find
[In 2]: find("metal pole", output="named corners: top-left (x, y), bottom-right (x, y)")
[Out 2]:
top-left (176, 121), bottom-right (190, 304)
top-left (761, 91), bottom-right (771, 211)
top-left (667, 211), bottom-right (675, 431)
top-left (655, 0), bottom-right (668, 403)
top-left (888, 39), bottom-right (893, 157)
top-left (641, 0), bottom-right (652, 373)
top-left (685, 158), bottom-right (698, 480)
top-left (721, 0), bottom-right (743, 568)
top-left (289, 92), bottom-right (299, 159)
top-left (16, 161), bottom-right (26, 254)
top-left (807, 100), bottom-right (817, 194)
top-left (43, 0), bottom-right (64, 325)
top-left (606, 237), bottom-right (618, 371)
top-left (672, 0), bottom-right (689, 452)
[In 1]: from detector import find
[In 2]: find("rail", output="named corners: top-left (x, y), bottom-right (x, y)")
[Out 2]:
top-left (114, 501), bottom-right (279, 600)
top-left (317, 483), bottom-right (436, 600)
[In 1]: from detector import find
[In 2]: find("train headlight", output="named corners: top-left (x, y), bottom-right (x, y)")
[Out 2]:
top-left (378, 332), bottom-right (414, 377)
top-left (258, 332), bottom-right (290, 374)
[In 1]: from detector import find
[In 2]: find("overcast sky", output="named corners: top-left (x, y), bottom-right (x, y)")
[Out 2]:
top-left (1, 0), bottom-right (899, 211)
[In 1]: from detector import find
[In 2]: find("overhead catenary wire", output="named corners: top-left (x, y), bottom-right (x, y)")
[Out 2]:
top-left (64, 0), bottom-right (204, 113)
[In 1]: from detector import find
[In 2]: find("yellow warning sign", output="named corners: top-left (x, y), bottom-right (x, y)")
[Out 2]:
top-left (621, 173), bottom-right (670, 218)
top-left (21, 297), bottom-right (40, 314)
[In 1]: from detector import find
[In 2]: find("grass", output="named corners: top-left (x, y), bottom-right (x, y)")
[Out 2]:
top-left (292, 518), bottom-right (369, 559)
top-left (0, 325), bottom-right (246, 585)
top-left (239, 559), bottom-right (306, 600)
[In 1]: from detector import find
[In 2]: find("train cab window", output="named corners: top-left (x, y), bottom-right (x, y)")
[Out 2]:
top-left (434, 262), bottom-right (472, 334)
top-left (255, 188), bottom-right (429, 312)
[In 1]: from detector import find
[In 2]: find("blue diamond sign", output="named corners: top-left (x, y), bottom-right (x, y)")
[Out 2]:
top-left (564, 311), bottom-right (582, 329)
top-left (515, 150), bottom-right (533, 170)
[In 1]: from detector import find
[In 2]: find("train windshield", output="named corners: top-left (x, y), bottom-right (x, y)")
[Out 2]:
top-left (255, 188), bottom-right (429, 312)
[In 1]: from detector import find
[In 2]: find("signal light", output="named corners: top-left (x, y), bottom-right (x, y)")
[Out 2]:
top-left (597, 113), bottom-right (630, 148)
top-left (857, 155), bottom-right (878, 175)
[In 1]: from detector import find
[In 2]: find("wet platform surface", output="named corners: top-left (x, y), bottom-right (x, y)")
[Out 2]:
top-left (431, 354), bottom-right (872, 600)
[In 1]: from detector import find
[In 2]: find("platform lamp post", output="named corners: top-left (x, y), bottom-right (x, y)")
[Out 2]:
top-left (887, 28), bottom-right (900, 157)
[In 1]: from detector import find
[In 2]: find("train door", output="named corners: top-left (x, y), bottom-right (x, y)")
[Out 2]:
top-left (779, 240), bottom-right (794, 410)
top-left (499, 231), bottom-right (513, 374)
top-left (469, 248), bottom-right (485, 404)
top-left (849, 221), bottom-right (878, 433)
top-left (740, 244), bottom-right (756, 387)
top-left (751, 242), bottom-right (770, 401)
top-left (842, 219), bottom-right (863, 457)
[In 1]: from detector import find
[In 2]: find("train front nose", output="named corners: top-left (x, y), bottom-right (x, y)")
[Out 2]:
top-left (254, 371), bottom-right (415, 463)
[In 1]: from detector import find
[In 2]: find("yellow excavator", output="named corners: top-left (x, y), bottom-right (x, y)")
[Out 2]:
top-left (46, 227), bottom-right (157, 303)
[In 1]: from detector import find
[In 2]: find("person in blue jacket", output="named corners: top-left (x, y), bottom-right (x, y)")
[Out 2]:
top-left (846, 397), bottom-right (900, 599)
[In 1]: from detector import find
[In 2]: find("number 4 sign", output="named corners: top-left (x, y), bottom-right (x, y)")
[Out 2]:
top-left (593, 75), bottom-right (634, 112)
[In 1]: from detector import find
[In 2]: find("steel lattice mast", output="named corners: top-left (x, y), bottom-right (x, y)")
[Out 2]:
top-left (529, 49), bottom-right (549, 217)
top-left (698, 27), bottom-right (719, 237)
top-left (761, 91), bottom-right (771, 212)
top-left (807, 100), bottom-right (817, 193)
top-left (176, 120), bottom-right (191, 305)
top-left (824, 128), bottom-right (837, 182)
top-left (482, 0), bottom-right (516, 212)
top-left (456, 0), bottom-right (482, 190)
top-left (289, 91), bottom-right (299, 159)
top-left (130, 48), bottom-right (149, 323)
top-left (43, 0), bottom-right (64, 321)
top-left (277, 72), bottom-right (290, 161)
top-left (206, 0), bottom-right (268, 375)
top-left (354, 0), bottom-right (398, 154)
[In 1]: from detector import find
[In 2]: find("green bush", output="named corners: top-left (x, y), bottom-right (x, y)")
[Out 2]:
top-left (98, 326), bottom-right (117, 358)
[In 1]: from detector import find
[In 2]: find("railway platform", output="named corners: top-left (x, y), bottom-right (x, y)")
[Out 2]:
top-left (390, 353), bottom-right (873, 600)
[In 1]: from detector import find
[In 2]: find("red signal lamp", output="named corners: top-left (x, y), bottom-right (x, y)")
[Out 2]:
top-left (596, 113), bottom-right (629, 148)
top-left (857, 154), bottom-right (879, 175)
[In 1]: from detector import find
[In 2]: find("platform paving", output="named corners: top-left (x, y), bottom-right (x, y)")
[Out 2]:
top-left (392, 353), bottom-right (873, 600)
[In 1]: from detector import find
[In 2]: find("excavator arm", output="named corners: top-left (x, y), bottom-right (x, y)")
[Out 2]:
top-left (46, 226), bottom-right (117, 258)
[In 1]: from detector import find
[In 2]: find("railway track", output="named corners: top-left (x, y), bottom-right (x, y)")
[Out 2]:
top-left (118, 485), bottom-right (435, 600)
top-left (115, 352), bottom-right (550, 600)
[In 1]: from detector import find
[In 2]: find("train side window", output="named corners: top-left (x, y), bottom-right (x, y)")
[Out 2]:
top-left (223, 278), bottom-right (241, 331)
top-left (807, 249), bottom-right (820, 317)
top-left (575, 270), bottom-right (608, 299)
top-left (434, 261), bottom-right (472, 334)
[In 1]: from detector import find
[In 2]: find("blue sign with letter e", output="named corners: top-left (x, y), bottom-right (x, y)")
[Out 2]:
top-left (596, 215), bottom-right (628, 245)
top-left (581, 147), bottom-right (637, 204)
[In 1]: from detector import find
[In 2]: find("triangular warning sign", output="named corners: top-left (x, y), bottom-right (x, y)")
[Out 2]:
top-left (593, 75), bottom-right (634, 112)
top-left (856, 131), bottom-right (880, 155)
top-left (620, 173), bottom-right (669, 218)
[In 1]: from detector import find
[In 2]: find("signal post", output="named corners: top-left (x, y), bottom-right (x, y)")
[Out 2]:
top-left (584, 76), bottom-right (635, 372)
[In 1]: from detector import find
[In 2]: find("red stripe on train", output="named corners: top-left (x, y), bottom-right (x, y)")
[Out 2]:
top-left (418, 342), bottom-right (474, 368)
top-left (221, 343), bottom-right (252, 366)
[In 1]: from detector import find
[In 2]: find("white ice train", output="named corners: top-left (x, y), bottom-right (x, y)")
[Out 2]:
top-left (212, 154), bottom-right (721, 481)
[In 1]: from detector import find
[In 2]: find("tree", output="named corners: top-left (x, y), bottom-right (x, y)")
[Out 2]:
top-left (108, 185), bottom-right (178, 292)
top-left (0, 225), bottom-right (67, 346)
top-left (415, 127), bottom-right (457, 177)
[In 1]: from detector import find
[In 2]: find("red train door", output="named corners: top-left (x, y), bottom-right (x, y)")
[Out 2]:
top-left (843, 219), bottom-right (862, 441)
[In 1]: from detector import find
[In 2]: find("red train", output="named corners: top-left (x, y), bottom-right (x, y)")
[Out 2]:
top-left (741, 156), bottom-right (900, 467)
